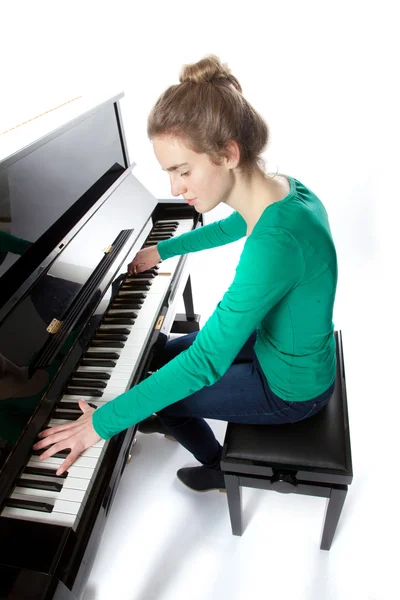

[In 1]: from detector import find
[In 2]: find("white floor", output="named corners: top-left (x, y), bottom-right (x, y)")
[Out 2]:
top-left (82, 239), bottom-right (399, 600)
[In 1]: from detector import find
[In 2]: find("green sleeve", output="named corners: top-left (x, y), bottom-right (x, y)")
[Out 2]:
top-left (0, 231), bottom-right (31, 255)
top-left (92, 227), bottom-right (304, 440)
top-left (158, 210), bottom-right (246, 260)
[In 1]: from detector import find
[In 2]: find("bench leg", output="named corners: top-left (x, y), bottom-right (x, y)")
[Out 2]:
top-left (320, 485), bottom-right (347, 550)
top-left (224, 474), bottom-right (243, 536)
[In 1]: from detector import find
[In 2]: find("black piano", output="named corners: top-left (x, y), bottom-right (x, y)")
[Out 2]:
top-left (0, 93), bottom-right (201, 599)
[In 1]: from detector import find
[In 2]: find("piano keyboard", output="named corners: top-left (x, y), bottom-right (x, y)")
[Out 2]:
top-left (1, 218), bottom-right (193, 528)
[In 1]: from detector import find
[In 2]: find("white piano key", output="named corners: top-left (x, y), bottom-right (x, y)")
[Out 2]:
top-left (33, 445), bottom-right (103, 460)
top-left (57, 398), bottom-right (109, 409)
top-left (30, 454), bottom-right (97, 470)
top-left (96, 385), bottom-right (127, 398)
top-left (10, 492), bottom-right (81, 516)
top-left (19, 473), bottom-right (91, 492)
top-left (26, 459), bottom-right (93, 480)
top-left (2, 505), bottom-right (77, 528)
top-left (12, 485), bottom-right (86, 503)
top-left (99, 375), bottom-right (134, 392)
top-left (75, 365), bottom-right (123, 375)
top-left (75, 367), bottom-right (131, 379)
top-left (106, 309), bottom-right (140, 314)
top-left (95, 328), bottom-right (148, 345)
top-left (50, 395), bottom-right (115, 409)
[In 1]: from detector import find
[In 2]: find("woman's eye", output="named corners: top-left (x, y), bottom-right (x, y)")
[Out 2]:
top-left (181, 171), bottom-right (190, 177)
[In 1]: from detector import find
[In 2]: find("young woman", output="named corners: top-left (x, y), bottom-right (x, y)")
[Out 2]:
top-left (34, 55), bottom-right (338, 492)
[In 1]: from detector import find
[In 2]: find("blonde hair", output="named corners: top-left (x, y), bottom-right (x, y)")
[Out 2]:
top-left (147, 55), bottom-right (270, 177)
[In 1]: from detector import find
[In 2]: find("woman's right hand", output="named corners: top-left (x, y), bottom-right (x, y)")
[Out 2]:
top-left (127, 245), bottom-right (161, 275)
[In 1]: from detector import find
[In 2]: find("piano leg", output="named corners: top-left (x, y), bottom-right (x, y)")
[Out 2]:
top-left (171, 275), bottom-right (201, 334)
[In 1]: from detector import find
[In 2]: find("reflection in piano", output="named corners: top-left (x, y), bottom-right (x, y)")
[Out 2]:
top-left (0, 93), bottom-right (201, 599)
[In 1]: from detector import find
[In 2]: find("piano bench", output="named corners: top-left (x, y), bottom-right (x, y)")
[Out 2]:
top-left (220, 330), bottom-right (353, 551)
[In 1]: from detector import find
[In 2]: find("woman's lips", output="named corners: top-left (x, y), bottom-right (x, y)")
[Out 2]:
top-left (187, 198), bottom-right (197, 206)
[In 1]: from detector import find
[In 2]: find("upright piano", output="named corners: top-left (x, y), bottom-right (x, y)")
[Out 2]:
top-left (0, 93), bottom-right (201, 599)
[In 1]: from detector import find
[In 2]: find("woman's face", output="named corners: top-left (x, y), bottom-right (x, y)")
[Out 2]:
top-left (152, 135), bottom-right (235, 213)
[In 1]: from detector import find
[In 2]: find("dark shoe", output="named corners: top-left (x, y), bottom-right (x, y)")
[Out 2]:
top-left (177, 466), bottom-right (226, 492)
top-left (138, 415), bottom-right (176, 441)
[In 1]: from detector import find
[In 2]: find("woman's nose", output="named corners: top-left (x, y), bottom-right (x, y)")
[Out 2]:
top-left (170, 178), bottom-right (186, 197)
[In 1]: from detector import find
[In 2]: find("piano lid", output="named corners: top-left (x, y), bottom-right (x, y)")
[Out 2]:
top-left (0, 98), bottom-right (129, 312)
top-left (0, 167), bottom-right (157, 473)
top-left (0, 91), bottom-right (125, 165)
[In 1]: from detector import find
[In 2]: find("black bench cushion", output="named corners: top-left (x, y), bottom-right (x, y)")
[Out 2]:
top-left (223, 332), bottom-right (351, 474)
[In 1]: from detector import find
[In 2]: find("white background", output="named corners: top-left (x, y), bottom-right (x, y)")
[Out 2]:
top-left (1, 1), bottom-right (399, 599)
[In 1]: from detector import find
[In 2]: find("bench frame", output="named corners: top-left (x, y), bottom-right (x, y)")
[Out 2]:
top-left (220, 331), bottom-right (353, 551)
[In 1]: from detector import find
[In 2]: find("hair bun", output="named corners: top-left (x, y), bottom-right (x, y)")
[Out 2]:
top-left (179, 54), bottom-right (242, 92)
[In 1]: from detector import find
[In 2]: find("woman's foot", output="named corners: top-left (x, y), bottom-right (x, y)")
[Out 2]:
top-left (177, 466), bottom-right (226, 492)
top-left (137, 415), bottom-right (176, 441)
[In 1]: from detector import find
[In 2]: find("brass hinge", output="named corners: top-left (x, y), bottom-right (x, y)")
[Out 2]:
top-left (47, 318), bottom-right (63, 334)
top-left (104, 245), bottom-right (112, 254)
top-left (155, 315), bottom-right (164, 330)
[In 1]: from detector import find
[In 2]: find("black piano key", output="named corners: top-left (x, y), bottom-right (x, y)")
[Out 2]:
top-left (154, 221), bottom-right (179, 226)
top-left (152, 226), bottom-right (176, 232)
top-left (115, 292), bottom-right (146, 299)
top-left (55, 402), bottom-right (78, 410)
top-left (73, 371), bottom-right (111, 380)
top-left (58, 401), bottom-right (97, 411)
top-left (65, 387), bottom-right (103, 397)
top-left (121, 283), bottom-right (151, 291)
top-left (120, 282), bottom-right (151, 290)
top-left (153, 233), bottom-right (176, 237)
top-left (24, 466), bottom-right (68, 479)
top-left (121, 281), bottom-right (151, 288)
top-left (124, 274), bottom-right (153, 280)
top-left (147, 234), bottom-right (172, 240)
top-left (127, 272), bottom-right (156, 279)
top-left (89, 340), bottom-right (125, 349)
top-left (32, 449), bottom-right (70, 459)
top-left (81, 359), bottom-right (116, 367)
top-left (110, 302), bottom-right (143, 310)
top-left (138, 269), bottom-right (158, 276)
top-left (5, 497), bottom-right (54, 513)
top-left (101, 318), bottom-right (135, 325)
top-left (111, 295), bottom-right (145, 302)
top-left (121, 283), bottom-right (151, 289)
top-left (15, 477), bottom-right (63, 493)
top-left (84, 352), bottom-right (120, 360)
top-left (53, 411), bottom-right (82, 420)
top-left (97, 327), bottom-right (130, 334)
top-left (93, 333), bottom-right (128, 341)
top-left (104, 311), bottom-right (137, 318)
top-left (69, 378), bottom-right (107, 388)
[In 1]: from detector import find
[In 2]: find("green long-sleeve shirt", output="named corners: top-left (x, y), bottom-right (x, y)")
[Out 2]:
top-left (93, 175), bottom-right (337, 440)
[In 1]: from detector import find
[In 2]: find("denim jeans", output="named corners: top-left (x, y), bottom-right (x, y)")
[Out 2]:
top-left (155, 332), bottom-right (335, 469)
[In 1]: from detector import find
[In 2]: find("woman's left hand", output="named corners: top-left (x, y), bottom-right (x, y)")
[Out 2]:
top-left (32, 399), bottom-right (102, 476)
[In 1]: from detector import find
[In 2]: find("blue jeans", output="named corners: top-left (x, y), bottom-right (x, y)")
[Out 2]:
top-left (156, 332), bottom-right (335, 469)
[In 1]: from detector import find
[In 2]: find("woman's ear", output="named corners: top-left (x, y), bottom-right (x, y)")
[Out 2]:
top-left (223, 140), bottom-right (241, 169)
